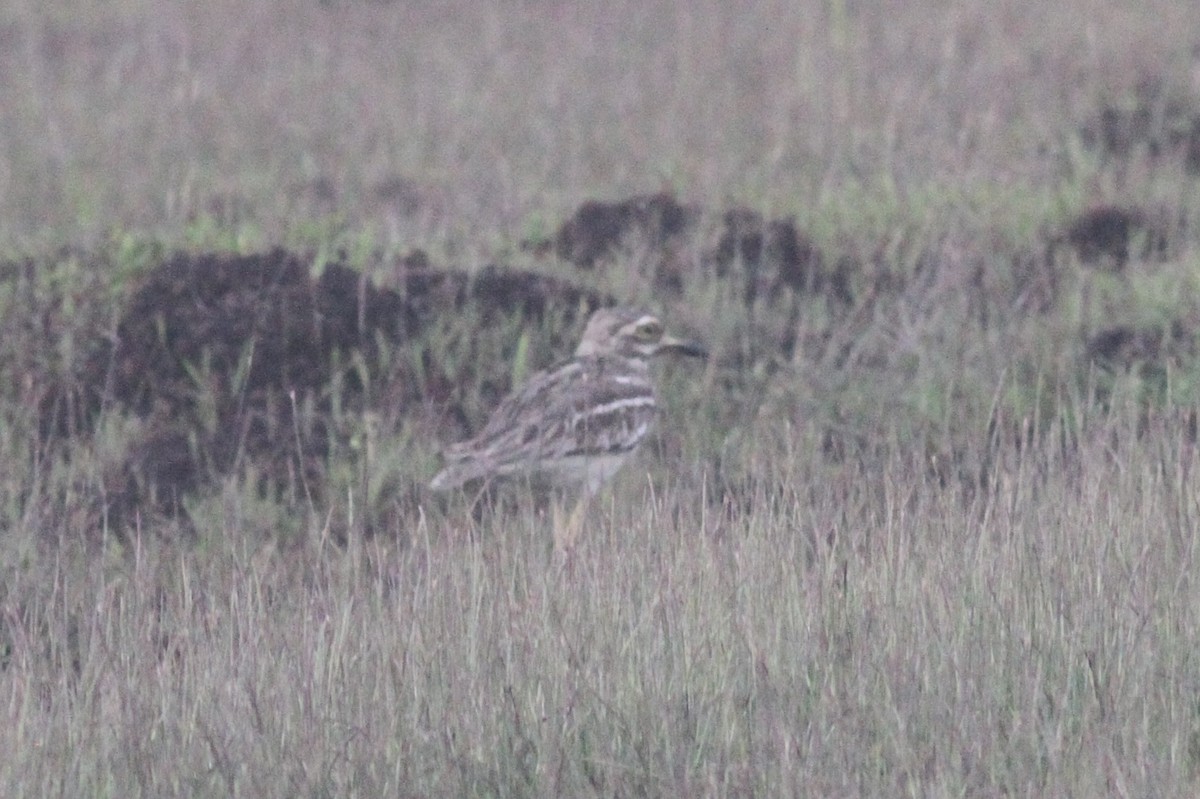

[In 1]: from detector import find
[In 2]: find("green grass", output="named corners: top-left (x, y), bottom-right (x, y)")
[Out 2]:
top-left (3, 0), bottom-right (1200, 795)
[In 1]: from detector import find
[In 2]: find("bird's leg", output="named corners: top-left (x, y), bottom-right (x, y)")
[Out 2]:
top-left (552, 491), bottom-right (591, 553)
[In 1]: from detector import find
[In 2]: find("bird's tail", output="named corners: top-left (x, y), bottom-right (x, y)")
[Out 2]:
top-left (428, 454), bottom-right (488, 492)
top-left (428, 465), bottom-right (466, 492)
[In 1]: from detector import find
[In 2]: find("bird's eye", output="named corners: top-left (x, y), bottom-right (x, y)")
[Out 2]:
top-left (636, 320), bottom-right (662, 340)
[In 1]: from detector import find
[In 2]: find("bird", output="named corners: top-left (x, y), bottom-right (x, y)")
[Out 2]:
top-left (429, 306), bottom-right (706, 548)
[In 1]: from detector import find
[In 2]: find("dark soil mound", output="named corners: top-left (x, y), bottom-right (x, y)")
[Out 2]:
top-left (701, 207), bottom-right (831, 303)
top-left (1085, 322), bottom-right (1195, 371)
top-left (59, 248), bottom-right (607, 527)
top-left (1063, 206), bottom-right (1171, 268)
top-left (543, 193), bottom-right (837, 305)
top-left (553, 193), bottom-right (698, 269)
top-left (1080, 77), bottom-right (1200, 174)
top-left (108, 248), bottom-right (409, 421)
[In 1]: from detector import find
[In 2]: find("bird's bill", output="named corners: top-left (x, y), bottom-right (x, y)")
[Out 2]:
top-left (655, 335), bottom-right (708, 358)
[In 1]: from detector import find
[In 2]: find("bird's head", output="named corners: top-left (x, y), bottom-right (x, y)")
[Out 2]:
top-left (575, 307), bottom-right (707, 361)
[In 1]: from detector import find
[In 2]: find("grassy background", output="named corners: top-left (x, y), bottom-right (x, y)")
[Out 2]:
top-left (4, 0), bottom-right (1197, 250)
top-left (4, 0), bottom-right (1200, 795)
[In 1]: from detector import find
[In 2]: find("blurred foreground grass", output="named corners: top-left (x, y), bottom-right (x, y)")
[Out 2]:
top-left (4, 401), bottom-right (1199, 795)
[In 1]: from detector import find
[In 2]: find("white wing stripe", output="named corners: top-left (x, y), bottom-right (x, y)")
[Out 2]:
top-left (575, 396), bottom-right (656, 421)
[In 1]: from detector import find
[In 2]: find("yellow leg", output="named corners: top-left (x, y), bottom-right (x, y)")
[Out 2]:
top-left (552, 493), bottom-right (590, 553)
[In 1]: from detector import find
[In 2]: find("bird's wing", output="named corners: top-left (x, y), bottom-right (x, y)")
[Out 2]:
top-left (556, 376), bottom-right (658, 458)
top-left (444, 357), bottom-right (658, 475)
top-left (442, 357), bottom-right (586, 460)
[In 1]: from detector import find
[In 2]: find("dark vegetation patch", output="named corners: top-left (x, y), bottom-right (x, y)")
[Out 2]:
top-left (1080, 76), bottom-right (1200, 174)
top-left (535, 193), bottom-right (1197, 464)
top-left (25, 247), bottom-right (608, 532)
top-left (7, 188), bottom-right (1198, 535)
top-left (1060, 205), bottom-right (1172, 269)
top-left (532, 192), bottom-right (837, 305)
top-left (1085, 322), bottom-right (1198, 374)
top-left (550, 192), bottom-right (699, 270)
top-left (702, 207), bottom-right (837, 303)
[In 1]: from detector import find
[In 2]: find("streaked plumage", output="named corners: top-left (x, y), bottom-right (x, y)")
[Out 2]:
top-left (429, 306), bottom-right (705, 494)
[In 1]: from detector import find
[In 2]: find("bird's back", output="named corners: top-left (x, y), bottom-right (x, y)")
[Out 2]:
top-left (430, 354), bottom-right (658, 491)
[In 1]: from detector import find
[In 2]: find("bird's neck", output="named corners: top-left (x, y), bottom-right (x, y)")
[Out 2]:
top-left (585, 353), bottom-right (650, 376)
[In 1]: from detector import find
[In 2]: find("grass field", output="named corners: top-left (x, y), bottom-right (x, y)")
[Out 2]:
top-left (4, 0), bottom-right (1200, 796)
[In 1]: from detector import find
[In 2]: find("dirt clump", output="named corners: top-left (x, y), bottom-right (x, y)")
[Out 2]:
top-left (106, 248), bottom-right (407, 420)
top-left (1080, 77), bottom-right (1200, 174)
top-left (1062, 205), bottom-right (1171, 268)
top-left (542, 193), bottom-right (838, 306)
top-left (701, 207), bottom-right (831, 304)
top-left (552, 193), bottom-right (698, 270)
top-left (60, 247), bottom-right (607, 527)
top-left (1084, 322), bottom-right (1195, 371)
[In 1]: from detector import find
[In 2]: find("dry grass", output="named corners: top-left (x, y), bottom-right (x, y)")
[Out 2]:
top-left (2, 0), bottom-right (1198, 249)
top-left (4, 405), bottom-right (1200, 795)
top-left (3, 0), bottom-right (1200, 796)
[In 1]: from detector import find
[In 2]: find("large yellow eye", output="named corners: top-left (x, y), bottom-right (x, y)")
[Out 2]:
top-left (635, 319), bottom-right (663, 341)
